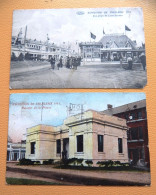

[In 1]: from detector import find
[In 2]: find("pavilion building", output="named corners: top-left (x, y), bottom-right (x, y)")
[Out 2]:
top-left (25, 110), bottom-right (129, 165)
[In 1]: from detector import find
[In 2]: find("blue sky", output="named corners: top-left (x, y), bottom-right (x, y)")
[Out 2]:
top-left (8, 92), bottom-right (146, 142)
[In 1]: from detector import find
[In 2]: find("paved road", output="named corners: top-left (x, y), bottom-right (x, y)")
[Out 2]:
top-left (6, 163), bottom-right (150, 186)
top-left (6, 171), bottom-right (78, 185)
top-left (10, 61), bottom-right (147, 89)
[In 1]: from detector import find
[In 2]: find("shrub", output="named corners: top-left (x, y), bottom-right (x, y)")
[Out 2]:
top-left (19, 158), bottom-right (34, 165)
top-left (53, 160), bottom-right (62, 166)
top-left (61, 158), bottom-right (83, 166)
top-left (43, 159), bottom-right (54, 165)
top-left (69, 158), bottom-right (78, 166)
top-left (97, 160), bottom-right (129, 168)
top-left (77, 158), bottom-right (83, 166)
top-left (85, 160), bottom-right (93, 167)
top-left (34, 161), bottom-right (40, 165)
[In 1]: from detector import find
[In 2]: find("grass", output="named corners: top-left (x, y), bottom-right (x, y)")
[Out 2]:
top-left (6, 177), bottom-right (63, 185)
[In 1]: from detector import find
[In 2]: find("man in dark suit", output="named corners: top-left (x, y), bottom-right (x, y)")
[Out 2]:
top-left (50, 56), bottom-right (55, 70)
top-left (140, 53), bottom-right (146, 71)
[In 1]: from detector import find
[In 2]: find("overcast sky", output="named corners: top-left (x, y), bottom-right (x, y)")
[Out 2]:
top-left (12, 7), bottom-right (145, 46)
top-left (8, 92), bottom-right (146, 142)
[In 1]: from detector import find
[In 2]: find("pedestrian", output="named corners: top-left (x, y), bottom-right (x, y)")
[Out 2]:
top-left (66, 56), bottom-right (70, 68)
top-left (139, 52), bottom-right (146, 71)
top-left (50, 56), bottom-right (55, 70)
top-left (59, 56), bottom-right (63, 68)
top-left (127, 54), bottom-right (133, 70)
top-left (57, 61), bottom-right (60, 70)
top-left (69, 57), bottom-right (72, 69)
top-left (74, 57), bottom-right (78, 70)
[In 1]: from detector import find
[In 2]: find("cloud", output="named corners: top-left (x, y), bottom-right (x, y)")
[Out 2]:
top-left (12, 8), bottom-right (145, 46)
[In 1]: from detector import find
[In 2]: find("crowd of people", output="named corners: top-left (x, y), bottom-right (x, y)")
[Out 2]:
top-left (49, 56), bottom-right (82, 70)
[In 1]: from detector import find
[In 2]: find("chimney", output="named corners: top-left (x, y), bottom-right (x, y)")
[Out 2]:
top-left (107, 104), bottom-right (113, 110)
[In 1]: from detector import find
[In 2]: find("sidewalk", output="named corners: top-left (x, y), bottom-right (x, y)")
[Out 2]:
top-left (10, 63), bottom-right (50, 75)
top-left (6, 163), bottom-right (151, 186)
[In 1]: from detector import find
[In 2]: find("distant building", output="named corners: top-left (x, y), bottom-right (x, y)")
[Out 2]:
top-left (25, 110), bottom-right (128, 165)
top-left (79, 42), bottom-right (103, 62)
top-left (11, 36), bottom-right (68, 61)
top-left (7, 136), bottom-right (26, 161)
top-left (103, 99), bottom-right (149, 167)
top-left (79, 34), bottom-right (145, 62)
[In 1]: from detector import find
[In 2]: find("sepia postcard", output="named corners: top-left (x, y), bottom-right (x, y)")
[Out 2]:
top-left (6, 93), bottom-right (150, 185)
top-left (10, 7), bottom-right (147, 89)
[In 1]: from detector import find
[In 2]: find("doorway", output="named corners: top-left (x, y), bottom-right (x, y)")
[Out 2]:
top-left (63, 138), bottom-right (69, 159)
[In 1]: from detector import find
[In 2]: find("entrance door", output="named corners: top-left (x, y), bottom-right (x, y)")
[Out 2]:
top-left (132, 149), bottom-right (139, 165)
top-left (63, 138), bottom-right (69, 159)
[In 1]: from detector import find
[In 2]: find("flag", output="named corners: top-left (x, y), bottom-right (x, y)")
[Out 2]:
top-left (125, 25), bottom-right (131, 31)
top-left (90, 32), bottom-right (96, 39)
top-left (24, 26), bottom-right (27, 42)
top-left (103, 28), bottom-right (105, 34)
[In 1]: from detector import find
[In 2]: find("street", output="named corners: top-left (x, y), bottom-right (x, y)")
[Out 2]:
top-left (10, 61), bottom-right (147, 89)
top-left (6, 163), bottom-right (150, 186)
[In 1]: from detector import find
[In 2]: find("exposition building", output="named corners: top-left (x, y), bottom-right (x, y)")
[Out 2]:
top-left (25, 110), bottom-right (129, 165)
top-left (7, 136), bottom-right (26, 161)
top-left (79, 34), bottom-right (145, 62)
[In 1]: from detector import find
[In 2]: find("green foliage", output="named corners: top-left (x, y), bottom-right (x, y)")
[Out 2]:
top-left (97, 160), bottom-right (130, 168)
top-left (34, 161), bottom-right (41, 165)
top-left (19, 158), bottom-right (34, 165)
top-left (85, 160), bottom-right (93, 167)
top-left (6, 178), bottom-right (62, 185)
top-left (61, 158), bottom-right (84, 166)
top-left (76, 158), bottom-right (83, 166)
top-left (43, 159), bottom-right (54, 165)
top-left (69, 158), bottom-right (78, 165)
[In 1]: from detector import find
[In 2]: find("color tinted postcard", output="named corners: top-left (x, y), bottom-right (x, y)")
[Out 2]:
top-left (6, 93), bottom-right (150, 185)
top-left (10, 7), bottom-right (147, 89)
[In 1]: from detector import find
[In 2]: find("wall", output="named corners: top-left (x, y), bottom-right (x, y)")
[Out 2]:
top-left (92, 112), bottom-right (128, 164)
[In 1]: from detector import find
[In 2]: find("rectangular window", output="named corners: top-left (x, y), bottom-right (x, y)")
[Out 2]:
top-left (77, 135), bottom-right (83, 152)
top-left (138, 126), bottom-right (143, 139)
top-left (131, 113), bottom-right (136, 120)
top-left (138, 111), bottom-right (142, 119)
top-left (56, 139), bottom-right (61, 154)
top-left (31, 142), bottom-right (35, 154)
top-left (131, 128), bottom-right (138, 140)
top-left (98, 135), bottom-right (103, 152)
top-left (125, 114), bottom-right (129, 120)
top-left (130, 127), bottom-right (143, 140)
top-left (118, 138), bottom-right (123, 153)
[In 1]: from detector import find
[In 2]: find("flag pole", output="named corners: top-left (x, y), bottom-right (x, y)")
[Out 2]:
top-left (24, 25), bottom-right (27, 60)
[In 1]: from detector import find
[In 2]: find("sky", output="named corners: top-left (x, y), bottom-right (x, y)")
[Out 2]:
top-left (8, 92), bottom-right (146, 142)
top-left (12, 7), bottom-right (145, 46)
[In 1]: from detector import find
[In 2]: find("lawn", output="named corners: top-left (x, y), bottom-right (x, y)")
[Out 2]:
top-left (6, 177), bottom-right (63, 185)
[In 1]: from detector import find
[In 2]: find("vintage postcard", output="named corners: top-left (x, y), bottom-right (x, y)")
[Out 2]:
top-left (6, 93), bottom-right (150, 185)
top-left (10, 7), bottom-right (147, 89)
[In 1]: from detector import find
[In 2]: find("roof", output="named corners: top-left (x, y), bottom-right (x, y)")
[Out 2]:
top-left (26, 39), bottom-right (57, 47)
top-left (99, 34), bottom-right (137, 49)
top-left (102, 99), bottom-right (146, 115)
top-left (79, 42), bottom-right (103, 46)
